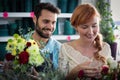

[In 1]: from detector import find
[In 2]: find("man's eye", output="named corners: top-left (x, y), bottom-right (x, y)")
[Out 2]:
top-left (52, 21), bottom-right (56, 25)
top-left (43, 20), bottom-right (49, 24)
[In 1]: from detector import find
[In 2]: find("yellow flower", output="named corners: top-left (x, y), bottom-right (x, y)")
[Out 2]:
top-left (28, 39), bottom-right (38, 46)
top-left (26, 41), bottom-right (44, 66)
top-left (11, 49), bottom-right (16, 56)
top-left (6, 39), bottom-right (17, 56)
top-left (5, 34), bottom-right (45, 74)
top-left (17, 39), bottom-right (26, 52)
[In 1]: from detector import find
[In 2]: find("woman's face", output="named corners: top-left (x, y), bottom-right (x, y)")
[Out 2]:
top-left (77, 16), bottom-right (100, 42)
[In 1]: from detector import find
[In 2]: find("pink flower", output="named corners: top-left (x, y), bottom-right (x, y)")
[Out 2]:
top-left (78, 70), bottom-right (84, 78)
top-left (3, 12), bottom-right (8, 18)
top-left (30, 12), bottom-right (34, 18)
top-left (18, 51), bottom-right (29, 64)
top-left (67, 36), bottom-right (71, 41)
top-left (101, 65), bottom-right (109, 75)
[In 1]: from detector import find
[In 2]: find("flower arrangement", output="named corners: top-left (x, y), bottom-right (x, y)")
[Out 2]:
top-left (0, 34), bottom-right (65, 80)
top-left (77, 58), bottom-right (120, 80)
top-left (5, 34), bottom-right (44, 73)
top-left (101, 58), bottom-right (120, 80)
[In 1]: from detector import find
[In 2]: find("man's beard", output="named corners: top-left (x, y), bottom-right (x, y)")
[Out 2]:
top-left (35, 23), bottom-right (54, 38)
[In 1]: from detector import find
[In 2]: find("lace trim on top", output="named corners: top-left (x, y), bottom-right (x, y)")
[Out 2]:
top-left (62, 43), bottom-right (92, 68)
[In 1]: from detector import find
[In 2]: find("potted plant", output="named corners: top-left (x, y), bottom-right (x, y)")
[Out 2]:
top-left (96, 0), bottom-right (117, 59)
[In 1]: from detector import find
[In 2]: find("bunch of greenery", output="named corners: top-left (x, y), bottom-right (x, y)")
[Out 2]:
top-left (96, 0), bottom-right (116, 44)
top-left (38, 54), bottom-right (65, 80)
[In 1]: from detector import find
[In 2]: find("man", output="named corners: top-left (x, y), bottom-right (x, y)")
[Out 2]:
top-left (24, 2), bottom-right (61, 70)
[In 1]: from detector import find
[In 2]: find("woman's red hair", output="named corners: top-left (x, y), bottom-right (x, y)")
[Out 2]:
top-left (71, 3), bottom-right (100, 27)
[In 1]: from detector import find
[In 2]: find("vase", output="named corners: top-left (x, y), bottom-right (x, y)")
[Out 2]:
top-left (110, 42), bottom-right (117, 60)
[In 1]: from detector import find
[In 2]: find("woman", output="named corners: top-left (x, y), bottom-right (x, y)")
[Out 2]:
top-left (58, 3), bottom-right (112, 80)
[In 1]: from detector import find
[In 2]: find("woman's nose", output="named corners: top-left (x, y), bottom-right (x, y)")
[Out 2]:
top-left (88, 27), bottom-right (94, 34)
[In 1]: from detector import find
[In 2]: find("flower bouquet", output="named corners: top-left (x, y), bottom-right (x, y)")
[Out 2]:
top-left (77, 58), bottom-right (120, 80)
top-left (101, 58), bottom-right (120, 80)
top-left (0, 34), bottom-right (65, 80)
top-left (0, 34), bottom-right (44, 80)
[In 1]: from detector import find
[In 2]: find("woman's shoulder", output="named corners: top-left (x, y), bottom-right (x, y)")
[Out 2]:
top-left (102, 42), bottom-right (110, 48)
top-left (61, 42), bottom-right (70, 49)
top-left (101, 42), bottom-right (112, 59)
top-left (61, 41), bottom-right (76, 51)
top-left (61, 41), bottom-right (73, 47)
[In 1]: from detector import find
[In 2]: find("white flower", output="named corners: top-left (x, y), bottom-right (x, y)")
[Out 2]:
top-left (107, 58), bottom-right (118, 69)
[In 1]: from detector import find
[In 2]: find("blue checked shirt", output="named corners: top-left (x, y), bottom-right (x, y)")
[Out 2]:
top-left (24, 31), bottom-right (61, 69)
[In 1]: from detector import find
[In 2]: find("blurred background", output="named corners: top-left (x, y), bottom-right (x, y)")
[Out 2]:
top-left (0, 0), bottom-right (120, 62)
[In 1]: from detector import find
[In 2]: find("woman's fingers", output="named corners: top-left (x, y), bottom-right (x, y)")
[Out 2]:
top-left (83, 68), bottom-right (101, 78)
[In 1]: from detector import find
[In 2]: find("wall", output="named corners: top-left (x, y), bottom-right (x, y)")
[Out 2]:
top-left (111, 0), bottom-right (120, 61)
top-left (111, 0), bottom-right (120, 25)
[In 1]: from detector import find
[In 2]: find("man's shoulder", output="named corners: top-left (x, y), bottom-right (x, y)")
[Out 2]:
top-left (49, 37), bottom-right (61, 45)
top-left (23, 31), bottom-right (34, 40)
top-left (48, 37), bottom-right (62, 50)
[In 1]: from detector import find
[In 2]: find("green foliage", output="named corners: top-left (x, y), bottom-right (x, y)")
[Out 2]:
top-left (0, 69), bottom-right (32, 80)
top-left (37, 51), bottom-right (66, 80)
top-left (96, 0), bottom-right (115, 44)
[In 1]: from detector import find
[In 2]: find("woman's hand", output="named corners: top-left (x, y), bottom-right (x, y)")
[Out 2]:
top-left (66, 61), bottom-right (101, 80)
top-left (81, 66), bottom-right (101, 78)
top-left (77, 61), bottom-right (102, 78)
top-left (66, 61), bottom-right (91, 80)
